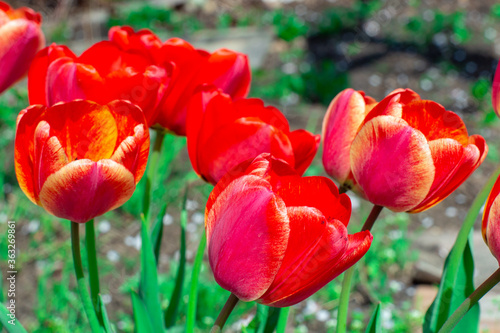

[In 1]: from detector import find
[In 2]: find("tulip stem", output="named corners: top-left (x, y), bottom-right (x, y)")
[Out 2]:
top-left (361, 205), bottom-right (384, 231)
top-left (71, 222), bottom-right (103, 333)
top-left (210, 293), bottom-right (239, 333)
top-left (143, 130), bottom-right (166, 224)
top-left (85, 220), bottom-right (104, 325)
top-left (336, 204), bottom-right (383, 333)
top-left (438, 268), bottom-right (500, 333)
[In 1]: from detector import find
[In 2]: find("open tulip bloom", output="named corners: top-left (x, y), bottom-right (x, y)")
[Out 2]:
top-left (186, 84), bottom-right (320, 185)
top-left (206, 153), bottom-right (373, 307)
top-left (323, 88), bottom-right (487, 213)
top-left (0, 1), bottom-right (45, 94)
top-left (15, 99), bottom-right (150, 223)
top-left (27, 26), bottom-right (251, 133)
top-left (483, 176), bottom-right (500, 264)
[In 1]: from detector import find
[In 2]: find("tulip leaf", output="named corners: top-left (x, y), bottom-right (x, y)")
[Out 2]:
top-left (151, 203), bottom-right (167, 264)
top-left (423, 231), bottom-right (479, 333)
top-left (139, 216), bottom-right (165, 332)
top-left (164, 191), bottom-right (188, 327)
top-left (186, 231), bottom-right (207, 333)
top-left (131, 291), bottom-right (154, 333)
top-left (98, 294), bottom-right (115, 333)
top-left (365, 303), bottom-right (381, 333)
top-left (0, 303), bottom-right (28, 333)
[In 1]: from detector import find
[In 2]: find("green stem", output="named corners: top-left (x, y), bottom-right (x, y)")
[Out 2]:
top-left (85, 220), bottom-right (103, 325)
top-left (143, 130), bottom-right (166, 223)
top-left (276, 307), bottom-right (290, 333)
top-left (438, 165), bottom-right (500, 317)
top-left (438, 268), bottom-right (500, 333)
top-left (71, 222), bottom-right (102, 333)
top-left (186, 231), bottom-right (207, 333)
top-left (210, 293), bottom-right (239, 333)
top-left (336, 204), bottom-right (383, 333)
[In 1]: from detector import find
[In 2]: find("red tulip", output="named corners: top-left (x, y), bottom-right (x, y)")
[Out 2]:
top-left (323, 88), bottom-right (487, 212)
top-left (28, 28), bottom-right (170, 126)
top-left (482, 176), bottom-right (500, 264)
top-left (0, 1), bottom-right (45, 94)
top-left (15, 100), bottom-right (150, 223)
top-left (206, 153), bottom-right (372, 307)
top-left (186, 85), bottom-right (320, 185)
top-left (153, 37), bottom-right (251, 135)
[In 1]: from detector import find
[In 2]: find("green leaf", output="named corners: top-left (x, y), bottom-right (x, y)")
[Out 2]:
top-left (423, 232), bottom-right (479, 333)
top-left (186, 232), bottom-right (207, 333)
top-left (131, 291), bottom-right (154, 333)
top-left (0, 303), bottom-right (28, 333)
top-left (263, 307), bottom-right (280, 333)
top-left (139, 217), bottom-right (165, 332)
top-left (365, 303), bottom-right (382, 333)
top-left (98, 295), bottom-right (115, 333)
top-left (164, 192), bottom-right (188, 327)
top-left (151, 203), bottom-right (167, 264)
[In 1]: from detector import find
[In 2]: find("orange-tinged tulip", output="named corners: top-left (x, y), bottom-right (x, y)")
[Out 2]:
top-left (206, 153), bottom-right (372, 307)
top-left (323, 89), bottom-right (487, 212)
top-left (0, 1), bottom-right (45, 94)
top-left (482, 175), bottom-right (500, 264)
top-left (15, 100), bottom-right (149, 223)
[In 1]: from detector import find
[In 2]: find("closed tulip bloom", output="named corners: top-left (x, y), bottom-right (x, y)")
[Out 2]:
top-left (206, 153), bottom-right (373, 307)
top-left (0, 1), bottom-right (45, 94)
top-left (322, 88), bottom-right (376, 184)
top-left (482, 176), bottom-right (500, 264)
top-left (28, 28), bottom-right (170, 126)
top-left (186, 85), bottom-right (320, 185)
top-left (15, 100), bottom-right (150, 223)
top-left (154, 38), bottom-right (251, 135)
top-left (323, 89), bottom-right (487, 212)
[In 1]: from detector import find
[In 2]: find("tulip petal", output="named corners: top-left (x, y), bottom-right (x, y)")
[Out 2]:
top-left (33, 121), bottom-right (69, 194)
top-left (197, 119), bottom-right (295, 185)
top-left (0, 19), bottom-right (44, 93)
top-left (111, 124), bottom-right (148, 183)
top-left (275, 176), bottom-right (351, 226)
top-left (203, 49), bottom-right (251, 99)
top-left (206, 175), bottom-right (289, 301)
top-left (39, 159), bottom-right (135, 223)
top-left (493, 59), bottom-right (500, 117)
top-left (258, 207), bottom-right (348, 306)
top-left (44, 101), bottom-right (118, 162)
top-left (483, 175), bottom-right (500, 243)
top-left (45, 57), bottom-right (92, 105)
top-left (322, 89), bottom-right (369, 182)
top-left (28, 44), bottom-right (76, 104)
top-left (263, 219), bottom-right (372, 307)
top-left (15, 104), bottom-right (48, 204)
top-left (351, 116), bottom-right (435, 212)
top-left (402, 100), bottom-right (469, 145)
top-left (288, 130), bottom-right (320, 175)
top-left (485, 194), bottom-right (500, 265)
top-left (205, 153), bottom-right (297, 218)
top-left (411, 135), bottom-right (487, 213)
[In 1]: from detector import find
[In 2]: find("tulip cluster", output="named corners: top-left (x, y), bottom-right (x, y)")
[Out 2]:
top-left (7, 2), bottom-right (499, 329)
top-left (322, 88), bottom-right (487, 212)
